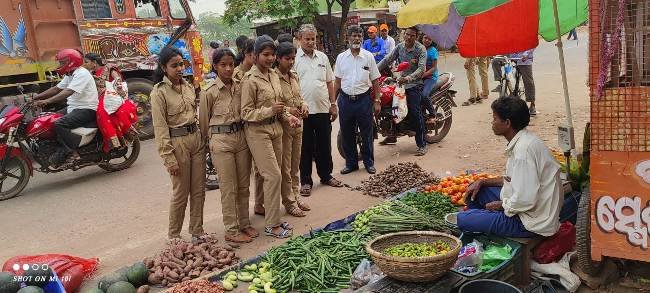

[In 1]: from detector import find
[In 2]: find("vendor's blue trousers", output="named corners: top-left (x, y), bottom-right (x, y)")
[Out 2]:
top-left (457, 186), bottom-right (537, 238)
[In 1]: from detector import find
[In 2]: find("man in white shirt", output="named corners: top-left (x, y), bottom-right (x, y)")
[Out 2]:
top-left (33, 49), bottom-right (98, 166)
top-left (457, 96), bottom-right (562, 238)
top-left (293, 24), bottom-right (344, 196)
top-left (334, 25), bottom-right (382, 175)
top-left (379, 24), bottom-right (396, 55)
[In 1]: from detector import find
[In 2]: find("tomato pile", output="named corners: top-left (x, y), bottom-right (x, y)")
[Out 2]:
top-left (422, 173), bottom-right (494, 206)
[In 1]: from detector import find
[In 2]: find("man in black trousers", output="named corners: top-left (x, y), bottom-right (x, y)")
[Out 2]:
top-left (293, 24), bottom-right (344, 196)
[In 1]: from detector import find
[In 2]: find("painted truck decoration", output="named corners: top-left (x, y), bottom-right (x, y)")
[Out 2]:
top-left (0, 0), bottom-right (204, 138)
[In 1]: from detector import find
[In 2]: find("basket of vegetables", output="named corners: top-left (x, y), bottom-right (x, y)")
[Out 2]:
top-left (365, 231), bottom-right (462, 282)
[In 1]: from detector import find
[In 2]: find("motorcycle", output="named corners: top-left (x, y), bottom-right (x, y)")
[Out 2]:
top-left (0, 91), bottom-right (140, 200)
top-left (337, 62), bottom-right (457, 160)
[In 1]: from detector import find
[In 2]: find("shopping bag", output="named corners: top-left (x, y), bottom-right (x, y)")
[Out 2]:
top-left (103, 80), bottom-right (128, 114)
top-left (2, 254), bottom-right (99, 292)
top-left (392, 84), bottom-right (408, 123)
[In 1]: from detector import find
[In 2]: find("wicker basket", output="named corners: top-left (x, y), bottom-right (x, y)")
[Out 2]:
top-left (366, 231), bottom-right (462, 282)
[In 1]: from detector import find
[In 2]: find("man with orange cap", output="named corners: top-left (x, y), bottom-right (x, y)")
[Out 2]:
top-left (362, 25), bottom-right (386, 63)
top-left (379, 24), bottom-right (395, 55)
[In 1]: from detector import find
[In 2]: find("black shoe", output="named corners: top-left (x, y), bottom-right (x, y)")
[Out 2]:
top-left (379, 137), bottom-right (397, 145)
top-left (340, 166), bottom-right (359, 175)
top-left (366, 166), bottom-right (377, 174)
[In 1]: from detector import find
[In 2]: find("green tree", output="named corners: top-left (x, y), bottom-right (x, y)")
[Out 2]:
top-left (223, 0), bottom-right (355, 58)
top-left (196, 12), bottom-right (252, 45)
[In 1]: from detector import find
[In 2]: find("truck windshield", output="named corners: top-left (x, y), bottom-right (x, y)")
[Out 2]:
top-left (135, 0), bottom-right (162, 18)
top-left (169, 0), bottom-right (187, 19)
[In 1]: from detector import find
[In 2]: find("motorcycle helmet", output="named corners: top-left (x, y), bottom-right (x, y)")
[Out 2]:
top-left (55, 49), bottom-right (84, 75)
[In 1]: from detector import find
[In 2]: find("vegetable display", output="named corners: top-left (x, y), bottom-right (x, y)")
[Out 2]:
top-left (352, 203), bottom-right (390, 234)
top-left (400, 192), bottom-right (458, 221)
top-left (384, 241), bottom-right (452, 258)
top-left (422, 173), bottom-right (494, 205)
top-left (168, 279), bottom-right (225, 293)
top-left (366, 201), bottom-right (450, 234)
top-left (142, 234), bottom-right (238, 287)
top-left (263, 231), bottom-right (368, 293)
top-left (220, 262), bottom-right (278, 293)
top-left (354, 162), bottom-right (439, 198)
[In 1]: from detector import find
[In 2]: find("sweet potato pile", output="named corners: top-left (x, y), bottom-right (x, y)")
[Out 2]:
top-left (143, 234), bottom-right (238, 287)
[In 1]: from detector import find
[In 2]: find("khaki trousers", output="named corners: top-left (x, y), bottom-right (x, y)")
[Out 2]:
top-left (253, 125), bottom-right (301, 209)
top-left (209, 130), bottom-right (252, 235)
top-left (466, 57), bottom-right (490, 98)
top-left (168, 131), bottom-right (205, 238)
top-left (245, 122), bottom-right (283, 228)
top-left (281, 124), bottom-right (302, 208)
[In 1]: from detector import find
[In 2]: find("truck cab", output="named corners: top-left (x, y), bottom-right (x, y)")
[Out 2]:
top-left (0, 0), bottom-right (204, 138)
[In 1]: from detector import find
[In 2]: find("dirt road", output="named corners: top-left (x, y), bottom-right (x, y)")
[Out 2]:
top-left (0, 33), bottom-right (589, 288)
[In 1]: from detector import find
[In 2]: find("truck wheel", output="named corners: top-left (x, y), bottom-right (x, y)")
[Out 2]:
top-left (576, 186), bottom-right (603, 276)
top-left (127, 78), bottom-right (155, 140)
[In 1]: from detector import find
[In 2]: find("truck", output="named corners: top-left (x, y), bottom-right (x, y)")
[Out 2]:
top-left (0, 0), bottom-right (204, 138)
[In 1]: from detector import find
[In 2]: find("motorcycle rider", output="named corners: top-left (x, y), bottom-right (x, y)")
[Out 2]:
top-left (33, 49), bottom-right (99, 166)
top-left (377, 27), bottom-right (428, 156)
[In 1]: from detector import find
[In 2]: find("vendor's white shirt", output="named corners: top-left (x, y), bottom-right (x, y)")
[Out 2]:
top-left (56, 67), bottom-right (99, 112)
top-left (501, 129), bottom-right (562, 236)
top-left (334, 49), bottom-right (380, 96)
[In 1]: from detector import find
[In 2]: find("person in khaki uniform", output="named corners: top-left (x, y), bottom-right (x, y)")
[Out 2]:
top-left (199, 49), bottom-right (257, 244)
top-left (276, 42), bottom-right (311, 216)
top-left (241, 35), bottom-right (301, 239)
top-left (150, 47), bottom-right (206, 241)
top-left (463, 57), bottom-right (490, 106)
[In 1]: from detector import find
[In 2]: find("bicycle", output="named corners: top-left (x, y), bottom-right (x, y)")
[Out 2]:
top-left (493, 55), bottom-right (524, 99)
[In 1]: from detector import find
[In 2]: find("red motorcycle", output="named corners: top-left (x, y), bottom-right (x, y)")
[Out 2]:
top-left (337, 62), bottom-right (457, 160)
top-left (0, 94), bottom-right (140, 200)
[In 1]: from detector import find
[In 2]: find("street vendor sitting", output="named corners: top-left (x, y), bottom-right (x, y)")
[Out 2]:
top-left (457, 96), bottom-right (562, 238)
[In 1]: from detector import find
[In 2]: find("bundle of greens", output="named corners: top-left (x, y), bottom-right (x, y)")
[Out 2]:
top-left (400, 192), bottom-right (458, 220)
top-left (367, 201), bottom-right (450, 234)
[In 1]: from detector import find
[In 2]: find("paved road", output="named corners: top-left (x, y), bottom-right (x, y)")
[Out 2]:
top-left (0, 33), bottom-right (590, 287)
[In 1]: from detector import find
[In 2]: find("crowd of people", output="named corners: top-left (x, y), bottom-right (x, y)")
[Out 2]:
top-left (151, 22), bottom-right (545, 243)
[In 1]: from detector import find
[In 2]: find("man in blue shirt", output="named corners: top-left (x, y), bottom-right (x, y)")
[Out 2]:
top-left (421, 34), bottom-right (439, 117)
top-left (363, 26), bottom-right (386, 63)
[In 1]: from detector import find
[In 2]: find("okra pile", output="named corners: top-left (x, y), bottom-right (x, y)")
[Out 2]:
top-left (263, 231), bottom-right (369, 293)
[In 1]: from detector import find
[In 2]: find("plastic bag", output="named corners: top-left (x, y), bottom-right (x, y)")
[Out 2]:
top-left (392, 85), bottom-right (408, 123)
top-left (2, 254), bottom-right (99, 292)
top-left (350, 259), bottom-right (384, 289)
top-left (533, 221), bottom-right (576, 264)
top-left (480, 244), bottom-right (512, 272)
top-left (453, 240), bottom-right (484, 273)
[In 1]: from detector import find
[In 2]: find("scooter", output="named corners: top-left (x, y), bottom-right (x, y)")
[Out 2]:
top-left (337, 62), bottom-right (457, 160)
top-left (0, 91), bottom-right (140, 200)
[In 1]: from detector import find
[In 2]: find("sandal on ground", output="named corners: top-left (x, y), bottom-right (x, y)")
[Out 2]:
top-left (462, 97), bottom-right (478, 106)
top-left (322, 178), bottom-right (344, 188)
top-left (265, 226), bottom-right (293, 239)
top-left (300, 184), bottom-right (312, 197)
top-left (254, 205), bottom-right (265, 216)
top-left (241, 226), bottom-right (259, 238)
top-left (297, 200), bottom-right (311, 211)
top-left (225, 233), bottom-right (253, 243)
top-left (280, 222), bottom-right (293, 230)
top-left (286, 205), bottom-right (306, 217)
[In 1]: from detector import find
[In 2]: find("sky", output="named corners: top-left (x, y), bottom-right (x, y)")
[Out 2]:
top-left (188, 0), bottom-right (226, 16)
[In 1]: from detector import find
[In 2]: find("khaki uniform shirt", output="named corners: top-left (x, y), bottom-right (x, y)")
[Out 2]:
top-left (151, 76), bottom-right (198, 168)
top-left (199, 77), bottom-right (242, 140)
top-left (241, 65), bottom-right (289, 122)
top-left (233, 65), bottom-right (251, 82)
top-left (276, 68), bottom-right (305, 131)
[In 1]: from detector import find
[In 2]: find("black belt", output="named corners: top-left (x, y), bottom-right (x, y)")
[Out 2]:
top-left (211, 122), bottom-right (244, 134)
top-left (341, 89), bottom-right (371, 101)
top-left (247, 116), bottom-right (278, 125)
top-left (169, 123), bottom-right (198, 137)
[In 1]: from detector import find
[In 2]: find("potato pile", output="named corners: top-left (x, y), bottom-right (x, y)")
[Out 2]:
top-left (143, 234), bottom-right (238, 287)
top-left (168, 279), bottom-right (225, 293)
top-left (354, 162), bottom-right (439, 198)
